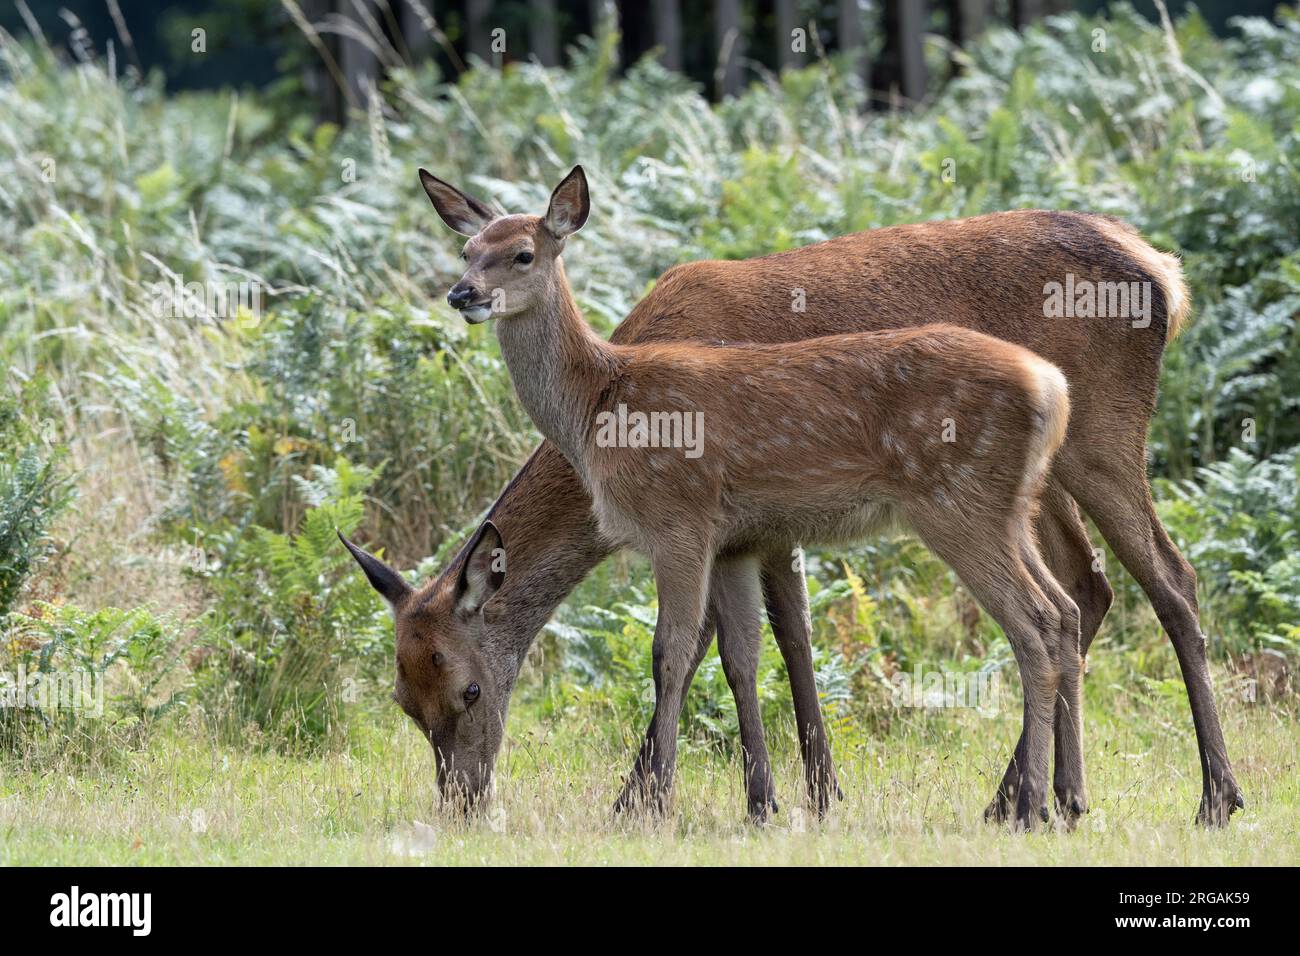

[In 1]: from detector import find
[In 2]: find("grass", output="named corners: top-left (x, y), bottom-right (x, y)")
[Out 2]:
top-left (2, 657), bottom-right (1293, 866)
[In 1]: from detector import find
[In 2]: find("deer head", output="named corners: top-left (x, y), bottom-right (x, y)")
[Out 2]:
top-left (420, 166), bottom-right (589, 323)
top-left (340, 524), bottom-right (507, 808)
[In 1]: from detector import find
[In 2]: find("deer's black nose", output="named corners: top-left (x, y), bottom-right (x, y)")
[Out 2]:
top-left (447, 284), bottom-right (478, 309)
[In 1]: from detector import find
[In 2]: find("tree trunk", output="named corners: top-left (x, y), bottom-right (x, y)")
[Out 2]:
top-left (653, 0), bottom-right (683, 72)
top-left (529, 0), bottom-right (559, 65)
top-left (400, 0), bottom-right (432, 61)
top-left (838, 0), bottom-right (869, 93)
top-left (1012, 0), bottom-right (1043, 29)
top-left (466, 0), bottom-right (493, 62)
top-left (898, 0), bottom-right (926, 103)
top-left (715, 0), bottom-right (744, 98)
top-left (340, 0), bottom-right (381, 111)
top-left (300, 0), bottom-right (339, 122)
top-left (776, 0), bottom-right (800, 71)
top-left (958, 0), bottom-right (988, 44)
top-left (873, 0), bottom-right (926, 106)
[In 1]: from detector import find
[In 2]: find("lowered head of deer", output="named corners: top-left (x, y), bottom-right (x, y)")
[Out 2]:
top-left (338, 524), bottom-right (509, 810)
top-left (419, 166), bottom-right (590, 324)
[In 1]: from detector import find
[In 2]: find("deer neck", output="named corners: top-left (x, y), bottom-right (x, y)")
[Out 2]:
top-left (495, 260), bottom-right (615, 473)
top-left (490, 484), bottom-right (612, 662)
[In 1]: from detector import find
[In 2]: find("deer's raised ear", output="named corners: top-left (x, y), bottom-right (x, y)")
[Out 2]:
top-left (339, 531), bottom-right (412, 607)
top-left (544, 165), bottom-right (590, 239)
top-left (418, 168), bottom-right (494, 236)
top-left (455, 520), bottom-right (505, 614)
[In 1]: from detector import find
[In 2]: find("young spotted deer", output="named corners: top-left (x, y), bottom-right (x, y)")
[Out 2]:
top-left (433, 165), bottom-right (1081, 830)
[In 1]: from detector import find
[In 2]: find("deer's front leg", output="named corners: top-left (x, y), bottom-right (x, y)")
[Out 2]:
top-left (615, 611), bottom-right (715, 816)
top-left (613, 543), bottom-right (714, 817)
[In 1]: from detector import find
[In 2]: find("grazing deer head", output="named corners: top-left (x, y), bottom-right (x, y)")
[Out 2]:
top-left (340, 524), bottom-right (508, 807)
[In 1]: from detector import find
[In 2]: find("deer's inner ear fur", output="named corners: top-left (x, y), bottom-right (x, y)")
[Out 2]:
top-left (419, 168), bottom-right (494, 236)
top-left (544, 166), bottom-right (590, 239)
top-left (339, 532), bottom-right (412, 607)
top-left (456, 520), bottom-right (506, 613)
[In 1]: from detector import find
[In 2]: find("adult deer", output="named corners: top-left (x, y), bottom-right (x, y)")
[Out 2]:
top-left (345, 164), bottom-right (1241, 827)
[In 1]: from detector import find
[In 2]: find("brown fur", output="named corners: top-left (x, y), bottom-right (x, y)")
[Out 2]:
top-left (346, 169), bottom-right (1238, 827)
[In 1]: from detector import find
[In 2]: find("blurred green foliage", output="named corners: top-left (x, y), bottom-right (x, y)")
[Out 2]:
top-left (0, 381), bottom-right (72, 621)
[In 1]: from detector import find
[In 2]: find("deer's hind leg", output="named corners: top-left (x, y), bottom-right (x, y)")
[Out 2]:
top-left (987, 479), bottom-right (1104, 828)
top-left (1021, 524), bottom-right (1087, 828)
top-left (908, 508), bottom-right (1076, 832)
top-left (1064, 453), bottom-right (1242, 827)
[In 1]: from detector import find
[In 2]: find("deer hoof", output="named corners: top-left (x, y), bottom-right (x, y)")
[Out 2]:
top-left (1196, 781), bottom-right (1245, 828)
top-left (983, 789), bottom-right (1015, 825)
top-left (747, 793), bottom-right (779, 824)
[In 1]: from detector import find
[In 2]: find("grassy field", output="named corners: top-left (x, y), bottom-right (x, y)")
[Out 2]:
top-left (2, 653), bottom-right (1293, 866)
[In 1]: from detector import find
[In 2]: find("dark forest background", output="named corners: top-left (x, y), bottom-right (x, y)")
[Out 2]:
top-left (1, 1), bottom-right (1283, 118)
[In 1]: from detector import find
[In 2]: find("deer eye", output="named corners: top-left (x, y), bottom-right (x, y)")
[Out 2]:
top-left (459, 250), bottom-right (468, 261)
top-left (514, 251), bottom-right (534, 265)
top-left (464, 682), bottom-right (480, 704)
